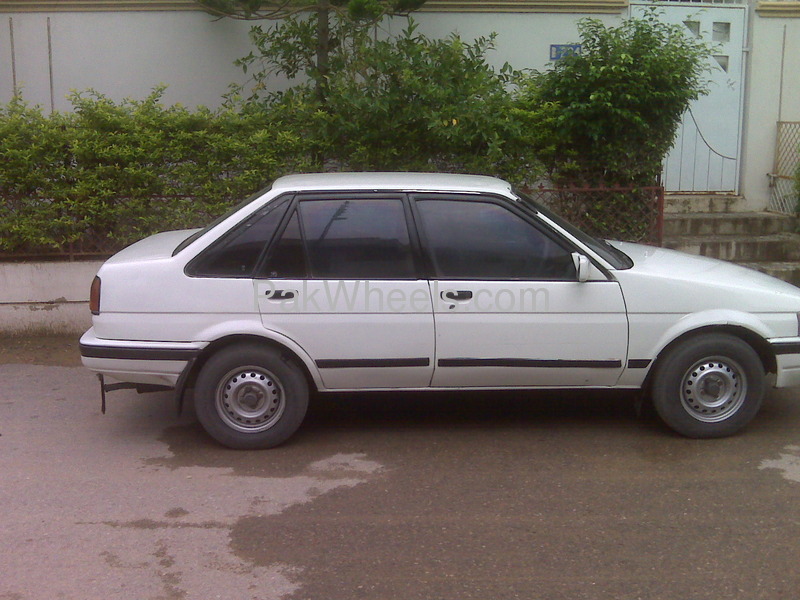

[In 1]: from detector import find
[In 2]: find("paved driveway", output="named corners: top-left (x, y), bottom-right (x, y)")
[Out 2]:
top-left (2, 337), bottom-right (800, 599)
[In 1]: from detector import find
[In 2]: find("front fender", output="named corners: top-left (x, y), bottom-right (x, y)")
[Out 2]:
top-left (618, 309), bottom-right (779, 388)
top-left (649, 309), bottom-right (776, 359)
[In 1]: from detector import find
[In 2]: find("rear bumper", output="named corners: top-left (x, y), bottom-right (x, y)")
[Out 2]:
top-left (771, 339), bottom-right (800, 388)
top-left (79, 328), bottom-right (204, 387)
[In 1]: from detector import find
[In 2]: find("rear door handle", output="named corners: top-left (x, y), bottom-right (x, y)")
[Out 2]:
top-left (266, 289), bottom-right (296, 300)
top-left (442, 290), bottom-right (473, 301)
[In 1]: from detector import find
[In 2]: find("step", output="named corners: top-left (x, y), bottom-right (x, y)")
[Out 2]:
top-left (663, 212), bottom-right (797, 237)
top-left (663, 232), bottom-right (800, 262)
top-left (665, 194), bottom-right (750, 214)
top-left (741, 262), bottom-right (800, 287)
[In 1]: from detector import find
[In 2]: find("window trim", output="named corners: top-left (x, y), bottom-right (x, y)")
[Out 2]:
top-left (184, 194), bottom-right (292, 279)
top-left (267, 192), bottom-right (424, 281)
top-left (183, 188), bottom-right (616, 283)
top-left (173, 184), bottom-right (273, 257)
top-left (512, 188), bottom-right (632, 272)
top-left (409, 192), bottom-right (581, 282)
top-left (255, 201), bottom-right (309, 280)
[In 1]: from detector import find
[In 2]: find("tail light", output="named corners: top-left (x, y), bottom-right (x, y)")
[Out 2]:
top-left (90, 276), bottom-right (101, 315)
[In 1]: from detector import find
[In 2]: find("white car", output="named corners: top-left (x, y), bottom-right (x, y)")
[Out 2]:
top-left (80, 173), bottom-right (800, 448)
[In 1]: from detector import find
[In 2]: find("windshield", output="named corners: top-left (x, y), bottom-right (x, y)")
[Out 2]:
top-left (513, 188), bottom-right (633, 270)
top-left (172, 185), bottom-right (273, 256)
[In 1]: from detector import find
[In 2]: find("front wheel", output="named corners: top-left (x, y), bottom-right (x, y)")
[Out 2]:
top-left (194, 344), bottom-right (309, 449)
top-left (651, 334), bottom-right (765, 438)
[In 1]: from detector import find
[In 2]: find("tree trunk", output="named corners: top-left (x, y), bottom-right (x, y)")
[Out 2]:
top-left (316, 0), bottom-right (330, 102)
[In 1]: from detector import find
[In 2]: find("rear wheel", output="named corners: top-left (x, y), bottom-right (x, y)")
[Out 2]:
top-left (194, 344), bottom-right (308, 449)
top-left (651, 334), bottom-right (765, 438)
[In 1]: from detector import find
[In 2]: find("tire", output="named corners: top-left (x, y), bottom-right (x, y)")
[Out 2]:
top-left (194, 344), bottom-right (309, 449)
top-left (650, 334), bottom-right (765, 438)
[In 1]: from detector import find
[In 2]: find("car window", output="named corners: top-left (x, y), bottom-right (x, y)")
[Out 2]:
top-left (415, 199), bottom-right (576, 280)
top-left (513, 188), bottom-right (633, 270)
top-left (173, 185), bottom-right (273, 256)
top-left (260, 210), bottom-right (308, 279)
top-left (297, 198), bottom-right (416, 279)
top-left (188, 198), bottom-right (289, 277)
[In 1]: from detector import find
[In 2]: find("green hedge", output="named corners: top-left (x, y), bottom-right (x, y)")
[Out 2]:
top-left (0, 88), bottom-right (317, 255)
top-left (796, 159), bottom-right (800, 213)
top-left (0, 79), bottom-right (549, 257)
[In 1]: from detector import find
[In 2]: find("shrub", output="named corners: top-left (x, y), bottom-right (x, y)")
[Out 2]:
top-left (0, 97), bottom-right (74, 251)
top-left (0, 89), bottom-right (316, 254)
top-left (234, 20), bottom-right (555, 185)
top-left (537, 12), bottom-right (710, 186)
top-left (321, 23), bottom-right (554, 183)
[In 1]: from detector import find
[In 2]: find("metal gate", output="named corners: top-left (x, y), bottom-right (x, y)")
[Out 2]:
top-left (768, 122), bottom-right (800, 214)
top-left (630, 1), bottom-right (747, 193)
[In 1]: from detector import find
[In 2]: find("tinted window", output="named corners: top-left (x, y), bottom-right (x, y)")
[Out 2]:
top-left (260, 210), bottom-right (308, 278)
top-left (513, 188), bottom-right (633, 270)
top-left (173, 185), bottom-right (273, 256)
top-left (416, 200), bottom-right (575, 280)
top-left (298, 199), bottom-right (416, 279)
top-left (189, 198), bottom-right (289, 277)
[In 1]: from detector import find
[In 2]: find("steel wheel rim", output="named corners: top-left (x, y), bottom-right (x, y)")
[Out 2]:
top-left (215, 366), bottom-right (286, 433)
top-left (680, 356), bottom-right (747, 423)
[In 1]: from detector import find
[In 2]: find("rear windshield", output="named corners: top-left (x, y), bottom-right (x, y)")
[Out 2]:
top-left (172, 185), bottom-right (272, 256)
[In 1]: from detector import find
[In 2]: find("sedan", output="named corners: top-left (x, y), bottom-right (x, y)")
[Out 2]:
top-left (80, 173), bottom-right (800, 448)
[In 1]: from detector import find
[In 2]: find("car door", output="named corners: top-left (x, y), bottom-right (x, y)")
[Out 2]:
top-left (411, 194), bottom-right (628, 388)
top-left (255, 193), bottom-right (435, 390)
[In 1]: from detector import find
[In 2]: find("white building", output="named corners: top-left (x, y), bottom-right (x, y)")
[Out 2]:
top-left (1, 0), bottom-right (798, 210)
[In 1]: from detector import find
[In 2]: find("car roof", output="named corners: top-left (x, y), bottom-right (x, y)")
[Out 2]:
top-left (271, 172), bottom-right (515, 197)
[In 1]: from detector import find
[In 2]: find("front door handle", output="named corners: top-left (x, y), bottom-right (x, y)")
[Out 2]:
top-left (442, 290), bottom-right (473, 301)
top-left (266, 289), bottom-right (296, 300)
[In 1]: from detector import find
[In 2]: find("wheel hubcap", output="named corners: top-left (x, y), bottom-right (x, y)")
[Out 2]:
top-left (680, 357), bottom-right (747, 423)
top-left (215, 366), bottom-right (285, 433)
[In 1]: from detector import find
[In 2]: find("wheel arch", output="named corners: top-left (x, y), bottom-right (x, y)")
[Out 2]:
top-left (642, 324), bottom-right (776, 392)
top-left (186, 334), bottom-right (321, 395)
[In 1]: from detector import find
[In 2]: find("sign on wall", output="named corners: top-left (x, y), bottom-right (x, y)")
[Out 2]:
top-left (549, 44), bottom-right (581, 61)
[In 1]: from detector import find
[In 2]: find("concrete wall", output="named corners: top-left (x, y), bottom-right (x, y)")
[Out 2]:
top-left (0, 11), bottom-right (264, 110)
top-left (0, 9), bottom-right (620, 111)
top-left (397, 12), bottom-right (622, 72)
top-left (741, 8), bottom-right (800, 210)
top-left (0, 261), bottom-right (102, 335)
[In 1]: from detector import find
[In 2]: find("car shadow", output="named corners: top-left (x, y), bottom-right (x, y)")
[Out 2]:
top-left (301, 388), bottom-right (656, 435)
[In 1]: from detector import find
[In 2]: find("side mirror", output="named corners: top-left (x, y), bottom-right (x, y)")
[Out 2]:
top-left (572, 252), bottom-right (591, 283)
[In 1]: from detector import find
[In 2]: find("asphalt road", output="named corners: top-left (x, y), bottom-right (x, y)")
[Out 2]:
top-left (2, 337), bottom-right (800, 600)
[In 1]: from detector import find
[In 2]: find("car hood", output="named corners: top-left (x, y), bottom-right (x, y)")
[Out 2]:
top-left (610, 241), bottom-right (800, 313)
top-left (104, 229), bottom-right (200, 264)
